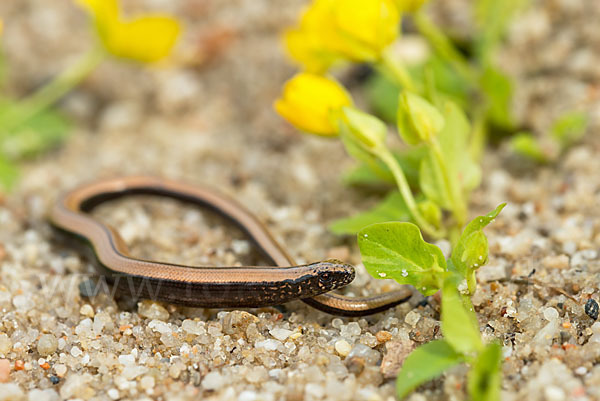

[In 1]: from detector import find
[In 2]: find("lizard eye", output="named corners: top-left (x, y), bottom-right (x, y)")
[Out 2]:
top-left (319, 272), bottom-right (334, 284)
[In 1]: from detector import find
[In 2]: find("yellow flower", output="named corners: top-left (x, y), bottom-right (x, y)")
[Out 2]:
top-left (285, 0), bottom-right (400, 70)
top-left (76, 0), bottom-right (181, 63)
top-left (327, 0), bottom-right (400, 61)
top-left (284, 27), bottom-right (337, 74)
top-left (274, 73), bottom-right (353, 136)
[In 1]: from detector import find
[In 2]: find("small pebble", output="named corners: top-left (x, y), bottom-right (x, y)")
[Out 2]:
top-left (182, 320), bottom-right (205, 336)
top-left (238, 391), bottom-right (258, 401)
top-left (246, 366), bottom-right (268, 383)
top-left (269, 328), bottom-right (293, 341)
top-left (585, 299), bottom-right (598, 320)
top-left (12, 295), bottom-right (34, 311)
top-left (138, 300), bottom-right (169, 321)
top-left (0, 334), bottom-right (11, 355)
top-left (28, 388), bottom-right (60, 401)
top-left (118, 354), bottom-right (135, 366)
top-left (169, 364), bottom-right (182, 379)
top-left (107, 388), bottom-right (119, 400)
top-left (335, 340), bottom-right (352, 357)
top-left (79, 304), bottom-right (95, 317)
top-left (305, 383), bottom-right (325, 398)
top-left (50, 376), bottom-right (60, 385)
top-left (0, 359), bottom-right (10, 383)
top-left (404, 310), bottom-right (421, 327)
top-left (347, 344), bottom-right (380, 364)
top-left (0, 383), bottom-right (23, 399)
top-left (202, 371), bottom-right (224, 390)
top-left (255, 339), bottom-right (281, 351)
top-left (222, 311), bottom-right (258, 335)
top-left (544, 386), bottom-right (565, 401)
top-left (380, 339), bottom-right (415, 378)
top-left (37, 334), bottom-right (58, 357)
top-left (341, 322), bottom-right (361, 338)
top-left (140, 375), bottom-right (155, 390)
top-left (70, 347), bottom-right (82, 357)
top-left (543, 307), bottom-right (559, 321)
top-left (54, 364), bottom-right (67, 377)
top-left (375, 331), bottom-right (392, 343)
top-left (542, 254), bottom-right (569, 270)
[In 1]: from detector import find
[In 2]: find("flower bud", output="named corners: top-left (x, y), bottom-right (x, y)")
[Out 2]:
top-left (340, 107), bottom-right (387, 150)
top-left (274, 73), bottom-right (352, 136)
top-left (397, 92), bottom-right (444, 145)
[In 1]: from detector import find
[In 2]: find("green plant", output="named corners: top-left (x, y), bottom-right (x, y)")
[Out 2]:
top-left (274, 1), bottom-right (558, 399)
top-left (366, 0), bottom-right (529, 141)
top-left (510, 111), bottom-right (589, 163)
top-left (0, 0), bottom-right (181, 191)
top-left (358, 204), bottom-right (505, 399)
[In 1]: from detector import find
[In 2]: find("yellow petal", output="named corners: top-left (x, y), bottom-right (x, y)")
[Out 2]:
top-left (332, 0), bottom-right (400, 60)
top-left (286, 0), bottom-right (400, 65)
top-left (274, 73), bottom-right (353, 136)
top-left (103, 16), bottom-right (181, 63)
top-left (284, 28), bottom-right (336, 73)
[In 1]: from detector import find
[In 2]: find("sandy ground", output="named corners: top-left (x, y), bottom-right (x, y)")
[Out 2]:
top-left (1, 0), bottom-right (600, 400)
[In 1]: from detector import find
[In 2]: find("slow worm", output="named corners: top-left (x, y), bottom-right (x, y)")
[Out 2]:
top-left (50, 176), bottom-right (412, 316)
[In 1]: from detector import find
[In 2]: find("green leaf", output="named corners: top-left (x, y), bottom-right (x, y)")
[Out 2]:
top-left (358, 222), bottom-right (446, 295)
top-left (397, 92), bottom-right (445, 145)
top-left (442, 274), bottom-right (482, 355)
top-left (480, 65), bottom-right (514, 130)
top-left (406, 55), bottom-right (470, 112)
top-left (0, 99), bottom-right (70, 159)
top-left (550, 111), bottom-right (588, 148)
top-left (468, 342), bottom-right (503, 401)
top-left (330, 192), bottom-right (410, 235)
top-left (396, 339), bottom-right (464, 399)
top-left (420, 147), bottom-right (451, 209)
top-left (425, 55), bottom-right (470, 110)
top-left (441, 105), bottom-right (482, 194)
top-left (451, 204), bottom-right (505, 292)
top-left (459, 231), bottom-right (488, 270)
top-left (510, 132), bottom-right (550, 163)
top-left (419, 101), bottom-right (481, 210)
top-left (417, 198), bottom-right (442, 230)
top-left (342, 147), bottom-right (426, 189)
top-left (0, 157), bottom-right (19, 191)
top-left (343, 163), bottom-right (392, 187)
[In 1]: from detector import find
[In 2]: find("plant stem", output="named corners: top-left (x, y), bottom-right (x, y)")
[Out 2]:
top-left (376, 146), bottom-right (445, 239)
top-left (380, 48), bottom-right (418, 93)
top-left (469, 107), bottom-right (487, 162)
top-left (413, 11), bottom-right (478, 87)
top-left (429, 137), bottom-right (466, 228)
top-left (1, 47), bottom-right (105, 132)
